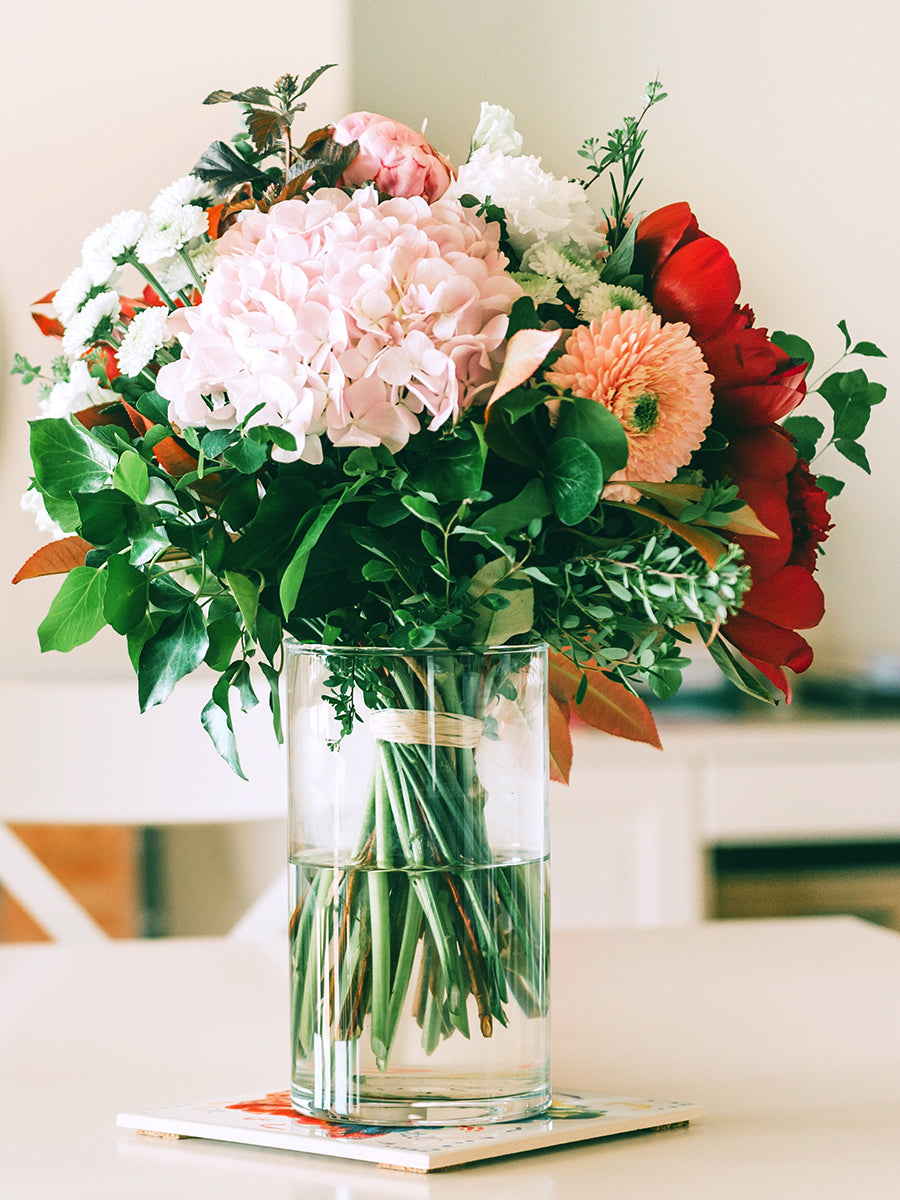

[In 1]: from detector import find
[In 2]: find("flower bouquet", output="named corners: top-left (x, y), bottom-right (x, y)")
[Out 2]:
top-left (13, 68), bottom-right (884, 1121)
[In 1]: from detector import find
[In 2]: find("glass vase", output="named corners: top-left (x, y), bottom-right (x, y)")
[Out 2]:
top-left (284, 642), bottom-right (550, 1126)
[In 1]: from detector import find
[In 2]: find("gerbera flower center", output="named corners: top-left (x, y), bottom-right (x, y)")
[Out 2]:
top-left (628, 391), bottom-right (660, 434)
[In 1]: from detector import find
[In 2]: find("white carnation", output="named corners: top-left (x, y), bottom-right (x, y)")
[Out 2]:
top-left (116, 306), bottom-right (172, 376)
top-left (471, 102), bottom-right (523, 157)
top-left (61, 290), bottom-right (120, 357)
top-left (20, 489), bottom-right (66, 540)
top-left (150, 175), bottom-right (213, 216)
top-left (38, 359), bottom-right (116, 418)
top-left (454, 147), bottom-right (603, 256)
top-left (81, 210), bottom-right (148, 285)
top-left (136, 204), bottom-right (209, 265)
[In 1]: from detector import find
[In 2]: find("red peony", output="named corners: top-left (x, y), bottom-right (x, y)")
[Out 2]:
top-left (712, 426), bottom-right (832, 697)
top-left (633, 202), bottom-right (808, 430)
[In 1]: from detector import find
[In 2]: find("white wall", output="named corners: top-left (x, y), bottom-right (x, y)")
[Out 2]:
top-left (350, 0), bottom-right (900, 681)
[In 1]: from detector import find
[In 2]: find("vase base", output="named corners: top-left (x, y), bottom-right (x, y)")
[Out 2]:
top-left (289, 1082), bottom-right (552, 1127)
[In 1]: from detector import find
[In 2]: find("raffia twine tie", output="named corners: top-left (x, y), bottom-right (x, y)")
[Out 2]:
top-left (368, 709), bottom-right (483, 749)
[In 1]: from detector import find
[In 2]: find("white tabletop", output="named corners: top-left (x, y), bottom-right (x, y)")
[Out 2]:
top-left (1, 918), bottom-right (898, 1198)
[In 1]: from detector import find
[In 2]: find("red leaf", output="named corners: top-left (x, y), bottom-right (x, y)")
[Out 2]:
top-left (12, 536), bottom-right (93, 584)
top-left (31, 312), bottom-right (65, 338)
top-left (548, 693), bottom-right (573, 784)
top-left (549, 651), bottom-right (662, 749)
top-left (73, 404), bottom-right (129, 431)
top-left (206, 204), bottom-right (225, 240)
top-left (33, 290), bottom-right (57, 306)
top-left (122, 400), bottom-right (198, 477)
top-left (122, 401), bottom-right (153, 436)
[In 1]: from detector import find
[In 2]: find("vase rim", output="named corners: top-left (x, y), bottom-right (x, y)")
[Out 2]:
top-left (283, 638), bottom-right (548, 658)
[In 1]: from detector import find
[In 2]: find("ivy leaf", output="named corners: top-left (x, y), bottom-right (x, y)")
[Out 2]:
top-left (224, 437), bottom-right (269, 474)
top-left (205, 616), bottom-right (243, 672)
top-left (224, 568), bottom-right (260, 636)
top-left (30, 418), bottom-right (118, 498)
top-left (413, 427), bottom-right (486, 502)
top-left (816, 475), bottom-right (845, 498)
top-left (771, 330), bottom-right (815, 374)
top-left (113, 448), bottom-right (150, 503)
top-left (138, 603), bottom-right (210, 710)
top-left (102, 554), bottom-right (147, 634)
top-left (472, 478), bottom-right (553, 537)
top-left (781, 415), bottom-right (825, 461)
top-left (850, 340), bottom-right (886, 358)
top-left (544, 438), bottom-right (603, 525)
top-left (201, 677), bottom-right (247, 780)
top-left (37, 566), bottom-right (108, 652)
top-left (259, 661), bottom-right (284, 744)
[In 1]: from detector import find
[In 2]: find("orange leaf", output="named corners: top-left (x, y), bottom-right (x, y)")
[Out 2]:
top-left (487, 328), bottom-right (562, 410)
top-left (12, 536), bottom-right (93, 584)
top-left (122, 401), bottom-right (153, 436)
top-left (632, 482), bottom-right (778, 539)
top-left (548, 692), bottom-right (574, 784)
top-left (621, 502), bottom-right (728, 569)
top-left (73, 404), bottom-right (130, 431)
top-left (122, 401), bottom-right (199, 479)
top-left (33, 291), bottom-right (57, 305)
top-left (549, 650), bottom-right (662, 749)
top-left (206, 204), bottom-right (225, 240)
top-left (31, 312), bottom-right (65, 338)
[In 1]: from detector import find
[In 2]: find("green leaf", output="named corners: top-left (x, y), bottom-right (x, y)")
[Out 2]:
top-left (362, 559), bottom-right (396, 582)
top-left (600, 213), bottom-right (640, 285)
top-left (771, 331), bottom-right (814, 373)
top-left (201, 680), bottom-right (247, 780)
top-left (554, 395), bottom-right (628, 477)
top-left (706, 631), bottom-right (777, 704)
top-left (135, 389), bottom-right (170, 426)
top-left (837, 319), bottom-right (851, 351)
top-left (816, 474), bottom-right (845, 498)
top-left (224, 437), bottom-right (269, 474)
top-left (400, 495), bottom-right (443, 528)
top-left (205, 616), bottom-right (242, 672)
top-left (30, 418), bottom-right (118, 498)
top-left (37, 567), bottom-right (108, 652)
top-left (834, 439), bottom-right (870, 473)
top-left (472, 477), bottom-right (553, 538)
top-left (543, 438), bottom-right (603, 525)
top-left (850, 340), bottom-right (886, 358)
top-left (102, 554), bottom-right (147, 634)
top-left (259, 661), bottom-right (284, 744)
top-left (506, 295), bottom-right (542, 336)
top-left (484, 406), bottom-right (546, 468)
top-left (201, 428), bottom-right (240, 458)
top-left (280, 481), bottom-right (364, 618)
top-left (833, 397), bottom-right (872, 442)
top-left (467, 558), bottom-right (534, 645)
top-left (138, 603), bottom-right (210, 710)
top-left (256, 604), bottom-right (283, 665)
top-left (224, 569), bottom-right (260, 636)
top-left (75, 491), bottom-right (130, 545)
top-left (413, 427), bottom-right (486, 501)
top-left (192, 139), bottom-right (273, 197)
top-left (298, 63), bottom-right (337, 96)
top-left (113, 449), bottom-right (150, 503)
top-left (781, 414), bottom-right (825, 461)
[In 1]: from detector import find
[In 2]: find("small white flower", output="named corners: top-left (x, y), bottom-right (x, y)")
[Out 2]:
top-left (38, 359), bottom-right (116, 418)
top-left (512, 271), bottom-right (562, 305)
top-left (154, 240), bottom-right (218, 292)
top-left (136, 204), bottom-right (209, 265)
top-left (116, 306), bottom-right (172, 377)
top-left (578, 282), bottom-right (652, 323)
top-left (471, 102), bottom-right (524, 157)
top-left (53, 264), bottom-right (114, 325)
top-left (150, 175), bottom-right (213, 216)
top-left (521, 243), bottom-right (604, 300)
top-left (81, 210), bottom-right (148, 286)
top-left (20, 489), bottom-right (66, 540)
top-left (61, 290), bottom-right (120, 357)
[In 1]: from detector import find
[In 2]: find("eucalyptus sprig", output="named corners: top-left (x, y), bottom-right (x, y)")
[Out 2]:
top-left (578, 78), bottom-right (667, 249)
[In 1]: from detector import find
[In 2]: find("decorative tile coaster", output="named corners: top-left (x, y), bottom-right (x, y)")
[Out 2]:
top-left (117, 1089), bottom-right (704, 1172)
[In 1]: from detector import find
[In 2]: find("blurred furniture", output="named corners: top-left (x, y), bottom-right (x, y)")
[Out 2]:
top-left (0, 680), bottom-right (287, 942)
top-left (0, 917), bottom-right (897, 1195)
top-left (552, 716), bottom-right (900, 928)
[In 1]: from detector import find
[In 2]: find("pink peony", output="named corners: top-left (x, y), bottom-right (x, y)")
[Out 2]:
top-left (545, 307), bottom-right (714, 500)
top-left (156, 188), bottom-right (521, 462)
top-left (333, 112), bottom-right (454, 203)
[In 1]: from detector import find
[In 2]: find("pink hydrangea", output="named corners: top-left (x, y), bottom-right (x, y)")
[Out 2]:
top-left (156, 188), bottom-right (522, 462)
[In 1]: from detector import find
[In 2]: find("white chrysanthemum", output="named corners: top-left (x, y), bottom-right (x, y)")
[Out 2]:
top-left (136, 204), bottom-right (209, 265)
top-left (453, 146), bottom-right (603, 256)
top-left (38, 359), bottom-right (116, 418)
top-left (150, 175), bottom-right (213, 216)
top-left (53, 264), bottom-right (114, 325)
top-left (61, 290), bottom-right (120, 357)
top-left (20, 489), bottom-right (66, 540)
top-left (154, 240), bottom-right (218, 292)
top-left (81, 210), bottom-right (147, 286)
top-left (471, 102), bottom-right (524, 157)
top-left (579, 282), bottom-right (651, 322)
top-left (116, 306), bottom-right (172, 376)
top-left (512, 271), bottom-right (562, 305)
top-left (521, 242), bottom-right (603, 300)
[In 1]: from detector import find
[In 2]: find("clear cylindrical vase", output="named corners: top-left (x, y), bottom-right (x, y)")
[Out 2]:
top-left (285, 642), bottom-right (550, 1126)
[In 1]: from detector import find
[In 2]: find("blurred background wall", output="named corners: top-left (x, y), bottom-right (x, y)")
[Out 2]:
top-left (0, 1), bottom-right (897, 936)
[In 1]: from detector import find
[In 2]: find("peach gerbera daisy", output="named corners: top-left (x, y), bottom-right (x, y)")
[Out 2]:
top-left (545, 307), bottom-right (714, 501)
